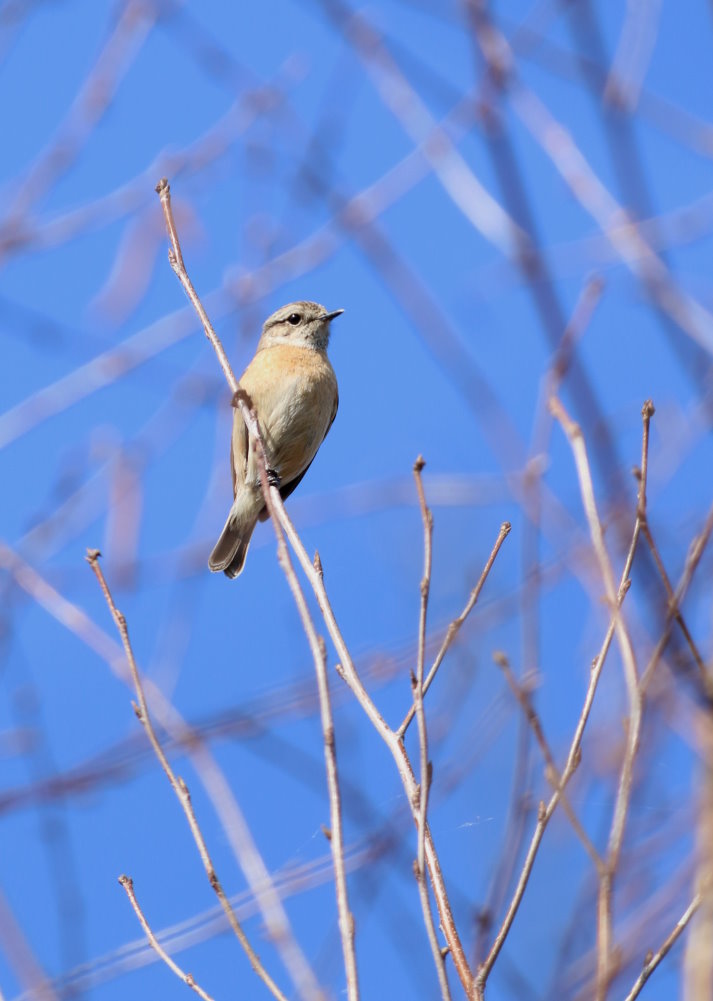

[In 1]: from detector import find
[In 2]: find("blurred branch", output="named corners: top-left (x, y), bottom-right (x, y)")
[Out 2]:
top-left (0, 0), bottom-right (155, 255)
top-left (640, 501), bottom-right (713, 696)
top-left (320, 0), bottom-right (524, 259)
top-left (0, 882), bottom-right (58, 1001)
top-left (605, 0), bottom-right (662, 111)
top-left (468, 7), bottom-right (713, 358)
top-left (684, 717), bottom-right (713, 999)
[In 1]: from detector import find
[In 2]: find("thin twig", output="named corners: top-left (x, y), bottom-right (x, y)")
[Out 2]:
top-left (475, 401), bottom-right (650, 995)
top-left (86, 550), bottom-right (288, 1001)
top-left (411, 457), bottom-right (452, 1001)
top-left (623, 893), bottom-right (701, 1001)
top-left (493, 652), bottom-right (603, 873)
top-left (640, 520), bottom-right (708, 687)
top-left (0, 541), bottom-right (320, 1000)
top-left (640, 499), bottom-right (713, 695)
top-left (550, 395), bottom-right (645, 998)
top-left (155, 178), bottom-right (238, 395)
top-left (118, 875), bottom-right (215, 1001)
top-left (397, 521), bottom-right (511, 740)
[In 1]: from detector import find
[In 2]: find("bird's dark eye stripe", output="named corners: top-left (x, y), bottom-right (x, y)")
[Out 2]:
top-left (288, 313), bottom-right (301, 325)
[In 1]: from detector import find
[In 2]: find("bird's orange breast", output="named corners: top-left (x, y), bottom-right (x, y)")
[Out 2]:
top-left (234, 343), bottom-right (338, 488)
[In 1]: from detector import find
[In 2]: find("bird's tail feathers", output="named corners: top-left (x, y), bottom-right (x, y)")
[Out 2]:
top-left (208, 509), bottom-right (258, 579)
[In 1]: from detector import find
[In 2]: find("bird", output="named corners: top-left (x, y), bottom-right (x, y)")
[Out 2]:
top-left (209, 300), bottom-right (343, 578)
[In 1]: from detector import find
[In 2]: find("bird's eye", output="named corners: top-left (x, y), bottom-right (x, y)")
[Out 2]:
top-left (287, 313), bottom-right (301, 325)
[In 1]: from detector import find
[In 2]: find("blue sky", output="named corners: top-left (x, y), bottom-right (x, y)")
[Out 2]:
top-left (0, 1), bottom-right (711, 999)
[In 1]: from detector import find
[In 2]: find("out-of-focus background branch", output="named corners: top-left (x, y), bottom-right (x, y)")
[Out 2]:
top-left (0, 1), bottom-right (712, 998)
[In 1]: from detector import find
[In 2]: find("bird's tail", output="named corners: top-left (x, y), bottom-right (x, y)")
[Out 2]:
top-left (208, 509), bottom-right (258, 579)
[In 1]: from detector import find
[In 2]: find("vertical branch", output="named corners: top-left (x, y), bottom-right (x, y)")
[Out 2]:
top-left (247, 431), bottom-right (360, 1001)
top-left (475, 399), bottom-right (651, 996)
top-left (684, 699), bottom-right (713, 998)
top-left (411, 457), bottom-right (451, 1000)
top-left (233, 330), bottom-right (474, 1000)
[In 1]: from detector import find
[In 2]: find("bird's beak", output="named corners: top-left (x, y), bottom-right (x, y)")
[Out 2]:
top-left (323, 309), bottom-right (344, 322)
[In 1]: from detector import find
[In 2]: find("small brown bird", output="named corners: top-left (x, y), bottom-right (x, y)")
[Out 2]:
top-left (209, 300), bottom-right (342, 578)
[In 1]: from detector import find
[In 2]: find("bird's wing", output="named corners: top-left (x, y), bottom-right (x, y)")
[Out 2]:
top-left (257, 389), bottom-right (339, 521)
top-left (231, 407), bottom-right (250, 499)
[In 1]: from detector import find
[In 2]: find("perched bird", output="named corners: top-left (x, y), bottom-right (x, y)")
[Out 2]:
top-left (209, 300), bottom-right (343, 578)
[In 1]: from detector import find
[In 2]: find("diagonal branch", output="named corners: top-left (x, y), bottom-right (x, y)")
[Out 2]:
top-left (118, 875), bottom-right (215, 1001)
top-left (86, 550), bottom-right (289, 1001)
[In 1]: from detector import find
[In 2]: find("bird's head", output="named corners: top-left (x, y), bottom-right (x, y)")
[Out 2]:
top-left (258, 301), bottom-right (344, 352)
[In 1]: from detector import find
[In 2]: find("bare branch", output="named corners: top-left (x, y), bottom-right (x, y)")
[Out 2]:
top-left (550, 396), bottom-right (648, 997)
top-left (475, 400), bottom-right (649, 994)
top-left (397, 520), bottom-right (511, 740)
top-left (493, 652), bottom-right (603, 873)
top-left (118, 875), bottom-right (215, 1001)
top-left (86, 550), bottom-right (288, 1001)
top-left (251, 440), bottom-right (360, 1001)
top-left (411, 456), bottom-right (452, 1001)
top-left (624, 893), bottom-right (700, 1001)
top-left (155, 178), bottom-right (238, 394)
